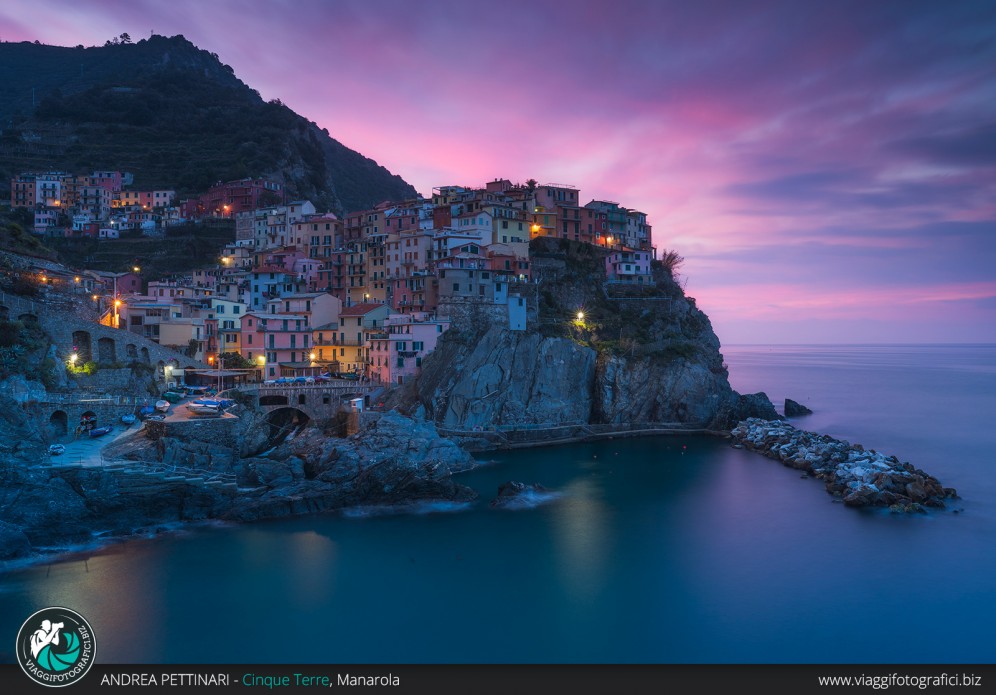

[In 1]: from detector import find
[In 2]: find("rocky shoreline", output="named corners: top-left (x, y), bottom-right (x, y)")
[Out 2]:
top-left (0, 410), bottom-right (479, 565)
top-left (731, 418), bottom-right (958, 512)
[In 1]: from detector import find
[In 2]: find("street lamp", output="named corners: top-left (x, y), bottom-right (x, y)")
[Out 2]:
top-left (577, 311), bottom-right (584, 321)
top-left (114, 299), bottom-right (122, 328)
top-left (258, 355), bottom-right (266, 382)
top-left (70, 353), bottom-right (78, 367)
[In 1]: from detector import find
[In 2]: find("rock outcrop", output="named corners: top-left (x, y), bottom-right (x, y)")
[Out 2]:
top-left (731, 418), bottom-right (958, 512)
top-left (784, 398), bottom-right (813, 417)
top-left (489, 481), bottom-right (558, 509)
top-left (0, 410), bottom-right (477, 562)
top-left (230, 411), bottom-right (477, 520)
top-left (394, 238), bottom-right (778, 435)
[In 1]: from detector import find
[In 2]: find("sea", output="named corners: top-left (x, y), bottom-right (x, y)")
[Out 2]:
top-left (1, 344), bottom-right (994, 664)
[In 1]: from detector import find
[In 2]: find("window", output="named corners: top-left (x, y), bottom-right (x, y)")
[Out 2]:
top-left (397, 358), bottom-right (404, 368)
top-left (248, 334), bottom-right (253, 345)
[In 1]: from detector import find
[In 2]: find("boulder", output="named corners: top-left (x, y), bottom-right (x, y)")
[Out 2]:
top-left (784, 398), bottom-right (813, 417)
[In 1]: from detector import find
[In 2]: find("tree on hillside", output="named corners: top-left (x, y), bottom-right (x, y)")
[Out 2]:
top-left (659, 249), bottom-right (685, 277)
top-left (120, 33), bottom-right (132, 44)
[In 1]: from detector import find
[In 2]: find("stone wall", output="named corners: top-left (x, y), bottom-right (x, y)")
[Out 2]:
top-left (0, 290), bottom-right (204, 372)
top-left (144, 416), bottom-right (240, 449)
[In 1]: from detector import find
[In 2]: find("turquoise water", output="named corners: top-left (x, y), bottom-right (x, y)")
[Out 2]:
top-left (0, 345), bottom-right (994, 664)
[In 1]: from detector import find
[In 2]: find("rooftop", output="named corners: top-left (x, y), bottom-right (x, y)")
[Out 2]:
top-left (340, 302), bottom-right (388, 316)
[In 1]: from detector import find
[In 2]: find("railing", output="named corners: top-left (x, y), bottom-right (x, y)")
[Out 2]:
top-left (251, 380), bottom-right (376, 390)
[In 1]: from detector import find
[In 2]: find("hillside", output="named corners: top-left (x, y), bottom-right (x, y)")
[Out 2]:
top-left (0, 35), bottom-right (418, 213)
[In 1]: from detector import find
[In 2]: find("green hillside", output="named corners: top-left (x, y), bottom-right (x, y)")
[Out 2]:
top-left (0, 35), bottom-right (418, 213)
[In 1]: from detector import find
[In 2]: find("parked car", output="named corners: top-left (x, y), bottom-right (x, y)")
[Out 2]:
top-left (48, 444), bottom-right (65, 456)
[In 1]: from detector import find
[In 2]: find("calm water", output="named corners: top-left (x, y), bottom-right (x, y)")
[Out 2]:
top-left (1, 344), bottom-right (994, 664)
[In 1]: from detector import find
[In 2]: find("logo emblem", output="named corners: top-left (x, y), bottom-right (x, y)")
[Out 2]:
top-left (16, 607), bottom-right (96, 687)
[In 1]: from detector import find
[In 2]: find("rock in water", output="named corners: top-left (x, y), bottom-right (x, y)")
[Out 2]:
top-left (784, 399), bottom-right (813, 417)
top-left (490, 481), bottom-right (554, 509)
top-left (729, 418), bottom-right (956, 512)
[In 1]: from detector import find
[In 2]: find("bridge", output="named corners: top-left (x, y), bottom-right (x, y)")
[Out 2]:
top-left (231, 381), bottom-right (382, 424)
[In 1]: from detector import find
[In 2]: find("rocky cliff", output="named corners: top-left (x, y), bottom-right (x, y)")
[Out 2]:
top-left (399, 238), bottom-right (777, 431)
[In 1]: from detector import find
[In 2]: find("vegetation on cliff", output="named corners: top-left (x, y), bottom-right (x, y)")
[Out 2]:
top-left (0, 35), bottom-right (417, 213)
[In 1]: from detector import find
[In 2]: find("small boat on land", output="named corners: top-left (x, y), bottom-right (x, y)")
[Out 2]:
top-left (162, 391), bottom-right (184, 403)
top-left (155, 400), bottom-right (170, 412)
top-left (89, 425), bottom-right (113, 438)
top-left (120, 414), bottom-right (137, 425)
top-left (138, 405), bottom-right (155, 418)
top-left (187, 402), bottom-right (221, 416)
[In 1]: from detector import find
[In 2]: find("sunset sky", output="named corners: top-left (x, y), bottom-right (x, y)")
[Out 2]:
top-left (2, 0), bottom-right (994, 343)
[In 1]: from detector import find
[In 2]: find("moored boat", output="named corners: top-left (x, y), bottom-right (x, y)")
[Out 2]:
top-left (121, 413), bottom-right (137, 425)
top-left (89, 425), bottom-right (113, 438)
top-left (155, 400), bottom-right (170, 412)
top-left (187, 402), bottom-right (221, 415)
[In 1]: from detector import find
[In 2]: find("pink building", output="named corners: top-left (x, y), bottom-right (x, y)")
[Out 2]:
top-left (240, 312), bottom-right (314, 379)
top-left (90, 171), bottom-right (123, 193)
top-left (368, 313), bottom-right (450, 385)
top-left (605, 250), bottom-right (652, 284)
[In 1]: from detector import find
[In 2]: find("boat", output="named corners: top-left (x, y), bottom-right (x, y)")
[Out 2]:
top-left (120, 413), bottom-right (137, 425)
top-left (155, 400), bottom-right (170, 412)
top-left (48, 444), bottom-right (65, 456)
top-left (187, 402), bottom-right (221, 416)
top-left (138, 405), bottom-right (155, 418)
top-left (88, 425), bottom-right (113, 438)
top-left (162, 391), bottom-right (184, 403)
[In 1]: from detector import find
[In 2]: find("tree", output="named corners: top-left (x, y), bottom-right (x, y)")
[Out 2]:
top-left (526, 178), bottom-right (537, 192)
top-left (219, 352), bottom-right (252, 369)
top-left (119, 33), bottom-right (132, 44)
top-left (659, 249), bottom-right (685, 277)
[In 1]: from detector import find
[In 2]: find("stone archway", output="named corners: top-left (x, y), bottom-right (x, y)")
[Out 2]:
top-left (126, 343), bottom-right (138, 361)
top-left (18, 313), bottom-right (38, 325)
top-left (49, 410), bottom-right (68, 438)
top-left (97, 337), bottom-right (117, 364)
top-left (264, 407), bottom-right (311, 445)
top-left (141, 347), bottom-right (150, 363)
top-left (80, 410), bottom-right (98, 433)
top-left (72, 330), bottom-right (92, 362)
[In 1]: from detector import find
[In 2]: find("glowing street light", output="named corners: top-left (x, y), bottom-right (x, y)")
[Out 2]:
top-left (70, 353), bottom-right (78, 365)
top-left (576, 311), bottom-right (585, 321)
top-left (132, 266), bottom-right (140, 273)
top-left (309, 352), bottom-right (316, 362)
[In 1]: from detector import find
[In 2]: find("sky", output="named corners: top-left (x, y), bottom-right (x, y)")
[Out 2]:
top-left (1, 0), bottom-right (994, 344)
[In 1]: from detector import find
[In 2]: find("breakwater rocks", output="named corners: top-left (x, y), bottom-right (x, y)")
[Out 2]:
top-left (731, 419), bottom-right (958, 512)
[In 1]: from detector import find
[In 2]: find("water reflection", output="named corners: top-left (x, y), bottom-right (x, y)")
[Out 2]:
top-left (550, 477), bottom-right (610, 603)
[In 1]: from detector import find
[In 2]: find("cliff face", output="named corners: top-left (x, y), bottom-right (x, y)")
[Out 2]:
top-left (403, 238), bottom-right (777, 431)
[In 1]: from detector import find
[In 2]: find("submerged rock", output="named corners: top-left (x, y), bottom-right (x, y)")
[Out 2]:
top-left (489, 481), bottom-right (558, 510)
top-left (784, 398), bottom-right (813, 417)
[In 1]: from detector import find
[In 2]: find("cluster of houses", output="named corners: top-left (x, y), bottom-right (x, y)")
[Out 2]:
top-left (15, 176), bottom-right (656, 385)
top-left (9, 171), bottom-right (283, 237)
